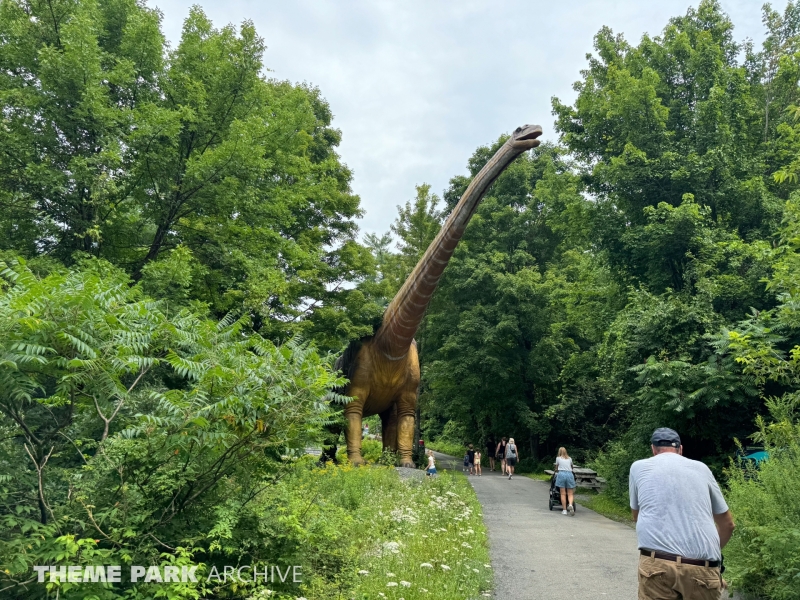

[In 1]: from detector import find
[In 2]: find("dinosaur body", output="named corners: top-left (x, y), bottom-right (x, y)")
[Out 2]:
top-left (337, 124), bottom-right (542, 467)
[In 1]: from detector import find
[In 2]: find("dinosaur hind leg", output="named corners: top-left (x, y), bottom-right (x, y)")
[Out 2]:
top-left (395, 390), bottom-right (417, 468)
top-left (380, 405), bottom-right (398, 454)
top-left (320, 421), bottom-right (342, 464)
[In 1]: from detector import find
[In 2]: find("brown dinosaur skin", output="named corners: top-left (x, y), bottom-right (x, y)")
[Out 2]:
top-left (338, 124), bottom-right (542, 467)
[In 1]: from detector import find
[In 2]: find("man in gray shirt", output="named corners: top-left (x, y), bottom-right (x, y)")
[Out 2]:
top-left (629, 428), bottom-right (735, 600)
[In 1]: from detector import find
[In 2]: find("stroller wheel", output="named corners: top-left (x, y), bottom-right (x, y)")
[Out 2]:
top-left (548, 499), bottom-right (554, 511)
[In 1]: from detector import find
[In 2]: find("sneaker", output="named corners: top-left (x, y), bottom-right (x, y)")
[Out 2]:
top-left (568, 504), bottom-right (575, 516)
top-left (562, 509), bottom-right (568, 515)
top-left (508, 474), bottom-right (512, 480)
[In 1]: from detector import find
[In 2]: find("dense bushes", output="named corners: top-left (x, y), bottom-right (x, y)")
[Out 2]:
top-left (0, 259), bottom-right (344, 598)
top-left (589, 439), bottom-right (651, 505)
top-left (725, 397), bottom-right (800, 600)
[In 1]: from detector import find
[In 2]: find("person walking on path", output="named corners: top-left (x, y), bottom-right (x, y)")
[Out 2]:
top-left (505, 438), bottom-right (519, 480)
top-left (425, 449), bottom-right (437, 476)
top-left (496, 437), bottom-right (508, 475)
top-left (475, 449), bottom-right (482, 476)
top-left (630, 427), bottom-right (735, 600)
top-left (486, 436), bottom-right (496, 471)
top-left (467, 444), bottom-right (476, 475)
top-left (555, 447), bottom-right (576, 516)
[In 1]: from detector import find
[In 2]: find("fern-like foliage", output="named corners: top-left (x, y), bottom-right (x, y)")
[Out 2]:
top-left (0, 258), bottom-right (341, 598)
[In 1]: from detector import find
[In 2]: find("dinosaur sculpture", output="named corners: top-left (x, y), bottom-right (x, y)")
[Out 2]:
top-left (335, 124), bottom-right (542, 467)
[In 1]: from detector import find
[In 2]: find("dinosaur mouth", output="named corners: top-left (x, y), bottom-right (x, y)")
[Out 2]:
top-left (513, 124), bottom-right (543, 141)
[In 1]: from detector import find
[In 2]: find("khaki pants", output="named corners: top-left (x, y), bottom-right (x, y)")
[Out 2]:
top-left (638, 555), bottom-right (724, 600)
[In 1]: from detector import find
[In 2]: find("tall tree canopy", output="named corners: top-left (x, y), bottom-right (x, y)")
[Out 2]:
top-left (364, 1), bottom-right (800, 476)
top-left (0, 0), bottom-right (379, 346)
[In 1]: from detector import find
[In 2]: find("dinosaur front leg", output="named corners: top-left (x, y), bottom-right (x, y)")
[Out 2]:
top-left (343, 387), bottom-right (369, 465)
top-left (396, 390), bottom-right (417, 468)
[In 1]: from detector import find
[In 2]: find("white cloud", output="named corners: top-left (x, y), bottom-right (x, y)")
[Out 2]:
top-left (153, 0), bottom-right (765, 237)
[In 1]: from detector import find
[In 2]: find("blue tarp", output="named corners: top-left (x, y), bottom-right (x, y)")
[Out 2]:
top-left (742, 450), bottom-right (769, 463)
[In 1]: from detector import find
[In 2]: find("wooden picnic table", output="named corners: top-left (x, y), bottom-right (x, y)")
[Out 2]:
top-left (544, 467), bottom-right (606, 491)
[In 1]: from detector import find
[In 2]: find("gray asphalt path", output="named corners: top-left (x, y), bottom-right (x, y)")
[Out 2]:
top-left (433, 453), bottom-right (638, 599)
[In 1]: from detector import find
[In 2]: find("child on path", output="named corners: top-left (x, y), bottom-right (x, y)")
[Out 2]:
top-left (463, 451), bottom-right (470, 473)
top-left (426, 450), bottom-right (437, 476)
top-left (467, 444), bottom-right (476, 475)
top-left (474, 450), bottom-right (482, 476)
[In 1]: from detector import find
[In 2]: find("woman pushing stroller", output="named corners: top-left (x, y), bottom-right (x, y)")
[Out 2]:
top-left (555, 447), bottom-right (576, 516)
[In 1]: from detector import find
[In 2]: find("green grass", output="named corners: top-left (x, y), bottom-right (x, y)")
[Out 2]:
top-left (524, 472), bottom-right (551, 481)
top-left (425, 441), bottom-right (466, 458)
top-left (574, 490), bottom-right (634, 525)
top-left (261, 458), bottom-right (493, 600)
top-left (347, 470), bottom-right (493, 599)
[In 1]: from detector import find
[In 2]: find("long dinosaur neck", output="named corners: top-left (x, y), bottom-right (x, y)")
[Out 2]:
top-left (373, 124), bottom-right (542, 360)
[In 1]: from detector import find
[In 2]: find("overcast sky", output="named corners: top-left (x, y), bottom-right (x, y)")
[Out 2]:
top-left (153, 0), bottom-right (766, 238)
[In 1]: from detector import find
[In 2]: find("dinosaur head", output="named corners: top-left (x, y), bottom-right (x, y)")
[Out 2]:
top-left (510, 124), bottom-right (543, 150)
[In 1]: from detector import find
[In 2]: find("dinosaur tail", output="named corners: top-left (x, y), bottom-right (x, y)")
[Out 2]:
top-left (373, 124), bottom-right (542, 360)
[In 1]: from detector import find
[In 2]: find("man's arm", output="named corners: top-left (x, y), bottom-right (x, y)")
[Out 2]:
top-left (629, 463), bottom-right (639, 522)
top-left (714, 510), bottom-right (735, 549)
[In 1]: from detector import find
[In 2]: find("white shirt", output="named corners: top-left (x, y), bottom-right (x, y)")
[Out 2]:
top-left (555, 456), bottom-right (573, 472)
top-left (629, 452), bottom-right (728, 560)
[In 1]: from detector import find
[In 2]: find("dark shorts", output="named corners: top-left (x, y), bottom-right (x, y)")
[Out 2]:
top-left (506, 457), bottom-right (517, 467)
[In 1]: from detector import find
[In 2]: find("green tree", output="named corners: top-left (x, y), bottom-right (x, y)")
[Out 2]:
top-left (419, 142), bottom-right (616, 459)
top-left (0, 0), bottom-right (376, 346)
top-left (390, 183), bottom-right (444, 280)
top-left (0, 257), bottom-right (344, 598)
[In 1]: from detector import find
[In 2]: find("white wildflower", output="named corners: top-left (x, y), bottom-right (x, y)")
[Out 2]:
top-left (382, 541), bottom-right (402, 555)
top-left (462, 542), bottom-right (472, 548)
top-left (358, 570), bottom-right (369, 575)
top-left (400, 581), bottom-right (411, 587)
top-left (420, 563), bottom-right (433, 568)
top-left (483, 564), bottom-right (491, 568)
top-left (420, 589), bottom-right (428, 593)
top-left (441, 565), bottom-right (451, 571)
top-left (386, 582), bottom-right (398, 587)
top-left (473, 568), bottom-right (479, 573)
top-left (386, 572), bottom-right (395, 577)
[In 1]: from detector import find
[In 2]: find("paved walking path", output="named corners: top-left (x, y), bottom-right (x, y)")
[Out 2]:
top-left (432, 452), bottom-right (639, 599)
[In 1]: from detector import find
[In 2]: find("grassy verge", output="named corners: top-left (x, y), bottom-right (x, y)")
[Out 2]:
top-left (254, 458), bottom-right (493, 599)
top-left (425, 441), bottom-right (465, 458)
top-left (524, 472), bottom-right (551, 481)
top-left (573, 490), bottom-right (634, 526)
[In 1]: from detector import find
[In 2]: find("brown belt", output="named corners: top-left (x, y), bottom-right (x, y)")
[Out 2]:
top-left (640, 549), bottom-right (720, 568)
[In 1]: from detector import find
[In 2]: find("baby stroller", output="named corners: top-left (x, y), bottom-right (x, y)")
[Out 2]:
top-left (548, 471), bottom-right (577, 512)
